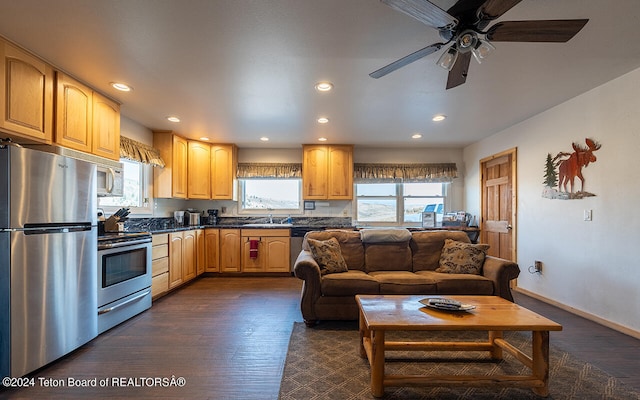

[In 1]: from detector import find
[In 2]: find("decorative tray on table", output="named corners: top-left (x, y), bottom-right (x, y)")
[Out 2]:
top-left (419, 297), bottom-right (476, 311)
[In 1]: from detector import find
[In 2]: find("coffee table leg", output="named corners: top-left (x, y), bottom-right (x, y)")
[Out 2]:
top-left (358, 309), bottom-right (367, 358)
top-left (370, 329), bottom-right (385, 397)
top-left (489, 330), bottom-right (503, 360)
top-left (531, 331), bottom-right (550, 397)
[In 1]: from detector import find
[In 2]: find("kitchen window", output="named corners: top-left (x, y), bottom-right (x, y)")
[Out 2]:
top-left (239, 179), bottom-right (302, 214)
top-left (355, 182), bottom-right (447, 225)
top-left (98, 159), bottom-right (152, 215)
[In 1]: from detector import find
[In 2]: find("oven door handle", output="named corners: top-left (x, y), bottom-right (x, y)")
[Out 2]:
top-left (98, 290), bottom-right (151, 315)
top-left (98, 238), bottom-right (152, 250)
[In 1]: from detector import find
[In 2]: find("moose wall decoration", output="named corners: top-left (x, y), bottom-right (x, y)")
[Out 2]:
top-left (542, 138), bottom-right (602, 200)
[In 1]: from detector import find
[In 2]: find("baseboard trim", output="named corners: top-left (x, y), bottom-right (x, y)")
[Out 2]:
top-left (513, 287), bottom-right (640, 340)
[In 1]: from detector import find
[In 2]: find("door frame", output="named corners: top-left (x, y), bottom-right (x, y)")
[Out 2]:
top-left (479, 147), bottom-right (517, 263)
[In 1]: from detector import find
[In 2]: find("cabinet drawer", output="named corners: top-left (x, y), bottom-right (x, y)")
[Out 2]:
top-left (152, 257), bottom-right (169, 276)
top-left (152, 243), bottom-right (169, 260)
top-left (151, 272), bottom-right (169, 298)
top-left (152, 234), bottom-right (169, 245)
top-left (241, 228), bottom-right (290, 237)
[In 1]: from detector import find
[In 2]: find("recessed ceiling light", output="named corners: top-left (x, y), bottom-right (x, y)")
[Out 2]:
top-left (200, 137), bottom-right (210, 141)
top-left (317, 117), bottom-right (329, 124)
top-left (110, 82), bottom-right (132, 92)
top-left (166, 116), bottom-right (180, 123)
top-left (314, 82), bottom-right (333, 92)
top-left (412, 133), bottom-right (423, 139)
top-left (432, 114), bottom-right (447, 122)
top-left (318, 137), bottom-right (328, 142)
top-left (260, 137), bottom-right (269, 142)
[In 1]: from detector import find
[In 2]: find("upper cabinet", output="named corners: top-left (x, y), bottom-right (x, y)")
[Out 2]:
top-left (210, 143), bottom-right (237, 200)
top-left (153, 131), bottom-right (188, 199)
top-left (55, 72), bottom-right (92, 153)
top-left (0, 39), bottom-right (54, 143)
top-left (188, 140), bottom-right (211, 199)
top-left (302, 144), bottom-right (353, 200)
top-left (92, 91), bottom-right (120, 160)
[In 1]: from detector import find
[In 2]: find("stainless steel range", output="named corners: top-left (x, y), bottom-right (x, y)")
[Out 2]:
top-left (97, 232), bottom-right (152, 334)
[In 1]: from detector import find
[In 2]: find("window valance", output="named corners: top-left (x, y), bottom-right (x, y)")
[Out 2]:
top-left (120, 136), bottom-right (165, 168)
top-left (353, 163), bottom-right (457, 183)
top-left (236, 163), bottom-right (302, 179)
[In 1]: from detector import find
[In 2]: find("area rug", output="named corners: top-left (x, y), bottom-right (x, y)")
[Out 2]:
top-left (279, 322), bottom-right (640, 400)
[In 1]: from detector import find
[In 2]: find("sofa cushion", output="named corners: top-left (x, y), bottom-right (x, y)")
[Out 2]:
top-left (307, 237), bottom-right (349, 275)
top-left (416, 271), bottom-right (494, 295)
top-left (369, 271), bottom-right (437, 294)
top-left (304, 230), bottom-right (365, 271)
top-left (437, 239), bottom-right (489, 274)
top-left (364, 241), bottom-right (412, 272)
top-left (321, 270), bottom-right (380, 296)
top-left (411, 231), bottom-right (471, 272)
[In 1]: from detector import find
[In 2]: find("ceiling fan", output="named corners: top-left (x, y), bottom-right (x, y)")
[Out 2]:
top-left (370, 0), bottom-right (588, 89)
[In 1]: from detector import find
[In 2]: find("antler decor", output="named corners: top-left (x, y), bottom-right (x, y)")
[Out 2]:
top-left (543, 138), bottom-right (602, 200)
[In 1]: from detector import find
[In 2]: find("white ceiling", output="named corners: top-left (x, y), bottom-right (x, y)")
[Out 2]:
top-left (1, 0), bottom-right (639, 149)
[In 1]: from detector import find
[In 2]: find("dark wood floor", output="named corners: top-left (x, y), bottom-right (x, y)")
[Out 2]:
top-left (1, 277), bottom-right (639, 399)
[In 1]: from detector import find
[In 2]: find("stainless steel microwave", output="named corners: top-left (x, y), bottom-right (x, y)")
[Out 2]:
top-left (97, 163), bottom-right (124, 197)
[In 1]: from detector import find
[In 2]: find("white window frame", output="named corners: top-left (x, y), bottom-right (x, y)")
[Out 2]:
top-left (238, 178), bottom-right (303, 216)
top-left (97, 159), bottom-right (153, 216)
top-left (354, 182), bottom-right (449, 226)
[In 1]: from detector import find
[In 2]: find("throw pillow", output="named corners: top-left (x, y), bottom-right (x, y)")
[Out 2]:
top-left (436, 239), bottom-right (490, 275)
top-left (307, 237), bottom-right (349, 275)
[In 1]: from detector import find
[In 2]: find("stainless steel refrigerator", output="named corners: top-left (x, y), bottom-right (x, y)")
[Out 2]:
top-left (0, 144), bottom-right (97, 378)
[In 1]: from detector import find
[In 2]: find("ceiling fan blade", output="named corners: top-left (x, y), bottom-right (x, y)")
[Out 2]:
top-left (381, 0), bottom-right (458, 30)
top-left (369, 43), bottom-right (444, 79)
top-left (486, 19), bottom-right (589, 42)
top-left (478, 0), bottom-right (522, 20)
top-left (446, 51), bottom-right (472, 89)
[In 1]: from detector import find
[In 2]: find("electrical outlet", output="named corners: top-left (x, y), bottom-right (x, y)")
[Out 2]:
top-left (583, 209), bottom-right (592, 221)
top-left (534, 260), bottom-right (542, 273)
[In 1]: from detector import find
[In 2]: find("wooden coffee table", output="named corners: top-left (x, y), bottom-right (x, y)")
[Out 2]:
top-left (356, 295), bottom-right (563, 397)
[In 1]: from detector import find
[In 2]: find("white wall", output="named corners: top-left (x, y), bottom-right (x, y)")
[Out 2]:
top-left (463, 68), bottom-right (640, 335)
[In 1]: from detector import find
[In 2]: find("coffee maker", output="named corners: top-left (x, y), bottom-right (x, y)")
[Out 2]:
top-left (206, 209), bottom-right (219, 225)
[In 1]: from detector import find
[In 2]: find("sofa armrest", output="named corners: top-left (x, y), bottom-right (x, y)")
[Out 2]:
top-left (481, 256), bottom-right (520, 302)
top-left (293, 250), bottom-right (322, 323)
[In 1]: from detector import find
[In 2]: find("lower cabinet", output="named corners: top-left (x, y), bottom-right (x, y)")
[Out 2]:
top-left (169, 230), bottom-right (199, 290)
top-left (196, 229), bottom-right (205, 276)
top-left (151, 233), bottom-right (169, 298)
top-left (219, 229), bottom-right (241, 272)
top-left (205, 228), bottom-right (220, 272)
top-left (241, 229), bottom-right (290, 273)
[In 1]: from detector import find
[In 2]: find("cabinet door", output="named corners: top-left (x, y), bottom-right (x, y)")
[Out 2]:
top-left (328, 145), bottom-right (353, 199)
top-left (241, 236), bottom-right (265, 272)
top-left (188, 141), bottom-right (211, 199)
top-left (54, 73), bottom-right (92, 152)
top-left (172, 135), bottom-right (188, 198)
top-left (219, 229), bottom-right (240, 272)
top-left (0, 40), bottom-right (53, 142)
top-left (183, 230), bottom-right (196, 282)
top-left (196, 229), bottom-right (205, 276)
top-left (169, 232), bottom-right (184, 289)
top-left (205, 229), bottom-right (220, 272)
top-left (92, 91), bottom-right (120, 160)
top-left (210, 144), bottom-right (237, 199)
top-left (265, 237), bottom-right (290, 272)
top-left (302, 145), bottom-right (328, 199)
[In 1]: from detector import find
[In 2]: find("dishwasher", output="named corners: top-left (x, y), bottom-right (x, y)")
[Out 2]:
top-left (290, 227), bottom-right (319, 273)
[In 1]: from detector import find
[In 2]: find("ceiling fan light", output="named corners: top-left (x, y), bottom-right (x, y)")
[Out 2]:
top-left (472, 39), bottom-right (496, 64)
top-left (436, 46), bottom-right (458, 71)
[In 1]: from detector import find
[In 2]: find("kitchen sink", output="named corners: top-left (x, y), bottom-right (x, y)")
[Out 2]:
top-left (242, 223), bottom-right (293, 228)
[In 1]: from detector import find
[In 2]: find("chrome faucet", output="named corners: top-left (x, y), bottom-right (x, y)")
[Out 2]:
top-left (268, 214), bottom-right (273, 224)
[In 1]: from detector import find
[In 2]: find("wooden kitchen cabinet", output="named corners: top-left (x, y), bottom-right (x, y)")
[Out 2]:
top-left (210, 144), bottom-right (237, 200)
top-left (241, 229), bottom-right (290, 273)
top-left (188, 140), bottom-right (211, 199)
top-left (219, 229), bottom-right (241, 272)
top-left (205, 228), bottom-right (220, 272)
top-left (151, 234), bottom-right (169, 299)
top-left (182, 230), bottom-right (196, 282)
top-left (153, 131), bottom-right (188, 198)
top-left (196, 229), bottom-right (205, 276)
top-left (302, 144), bottom-right (353, 200)
top-left (54, 72), bottom-right (93, 153)
top-left (0, 38), bottom-right (54, 143)
top-left (92, 91), bottom-right (120, 160)
top-left (169, 232), bottom-right (184, 289)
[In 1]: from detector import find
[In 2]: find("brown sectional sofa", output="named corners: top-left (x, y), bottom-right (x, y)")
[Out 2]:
top-left (293, 229), bottom-right (520, 326)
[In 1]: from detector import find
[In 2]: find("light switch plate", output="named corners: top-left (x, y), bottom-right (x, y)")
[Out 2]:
top-left (583, 209), bottom-right (592, 221)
